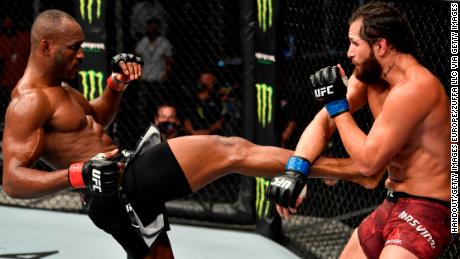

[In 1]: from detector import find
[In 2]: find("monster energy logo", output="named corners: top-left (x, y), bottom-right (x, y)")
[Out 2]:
top-left (255, 52), bottom-right (276, 65)
top-left (255, 83), bottom-right (273, 128)
top-left (80, 0), bottom-right (102, 24)
top-left (257, 0), bottom-right (273, 32)
top-left (255, 177), bottom-right (271, 219)
top-left (79, 70), bottom-right (104, 100)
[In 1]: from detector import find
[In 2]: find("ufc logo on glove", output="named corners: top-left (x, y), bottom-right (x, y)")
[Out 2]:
top-left (314, 85), bottom-right (334, 98)
top-left (91, 169), bottom-right (102, 193)
top-left (272, 177), bottom-right (292, 189)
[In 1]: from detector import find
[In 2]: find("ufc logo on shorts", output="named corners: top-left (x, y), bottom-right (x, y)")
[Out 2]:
top-left (314, 85), bottom-right (334, 98)
top-left (272, 177), bottom-right (292, 189)
top-left (91, 169), bottom-right (102, 193)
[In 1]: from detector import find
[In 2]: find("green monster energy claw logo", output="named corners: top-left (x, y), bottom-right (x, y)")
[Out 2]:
top-left (256, 177), bottom-right (271, 219)
top-left (80, 0), bottom-right (102, 24)
top-left (79, 70), bottom-right (104, 100)
top-left (255, 83), bottom-right (273, 128)
top-left (257, 0), bottom-right (273, 32)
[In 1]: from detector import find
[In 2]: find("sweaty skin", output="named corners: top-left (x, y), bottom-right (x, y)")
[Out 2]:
top-left (289, 20), bottom-right (449, 206)
top-left (340, 18), bottom-right (450, 259)
top-left (1, 15), bottom-right (134, 198)
top-left (339, 19), bottom-right (450, 201)
top-left (2, 80), bottom-right (377, 198)
top-left (286, 16), bottom-right (450, 259)
top-left (2, 10), bottom-right (378, 259)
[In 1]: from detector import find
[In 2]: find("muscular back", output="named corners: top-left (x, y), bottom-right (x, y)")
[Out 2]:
top-left (366, 65), bottom-right (450, 200)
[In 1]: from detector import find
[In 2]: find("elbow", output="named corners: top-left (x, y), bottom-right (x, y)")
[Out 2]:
top-left (356, 162), bottom-right (382, 177)
top-left (2, 174), bottom-right (26, 199)
top-left (2, 183), bottom-right (22, 199)
top-left (354, 150), bottom-right (387, 177)
top-left (347, 159), bottom-right (385, 189)
top-left (360, 168), bottom-right (386, 190)
top-left (361, 181), bottom-right (379, 190)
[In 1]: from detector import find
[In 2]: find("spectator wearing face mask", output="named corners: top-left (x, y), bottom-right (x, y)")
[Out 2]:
top-left (154, 104), bottom-right (185, 140)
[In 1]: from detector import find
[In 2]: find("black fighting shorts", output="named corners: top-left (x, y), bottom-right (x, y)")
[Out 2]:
top-left (123, 141), bottom-right (192, 228)
top-left (86, 125), bottom-right (192, 258)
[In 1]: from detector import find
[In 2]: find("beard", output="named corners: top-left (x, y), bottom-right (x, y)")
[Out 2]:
top-left (354, 51), bottom-right (382, 84)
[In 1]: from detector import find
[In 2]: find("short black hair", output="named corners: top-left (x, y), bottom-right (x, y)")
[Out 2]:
top-left (31, 9), bottom-right (78, 47)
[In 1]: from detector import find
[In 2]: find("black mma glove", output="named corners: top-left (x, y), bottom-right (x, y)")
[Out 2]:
top-left (68, 153), bottom-right (121, 196)
top-left (107, 53), bottom-right (144, 92)
top-left (266, 156), bottom-right (310, 208)
top-left (310, 66), bottom-right (349, 118)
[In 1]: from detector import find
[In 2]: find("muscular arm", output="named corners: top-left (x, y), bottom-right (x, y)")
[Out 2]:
top-left (63, 84), bottom-right (122, 128)
top-left (333, 82), bottom-right (432, 175)
top-left (310, 157), bottom-right (384, 189)
top-left (295, 74), bottom-right (368, 162)
top-left (2, 91), bottom-right (70, 198)
top-left (274, 154), bottom-right (384, 217)
top-left (272, 74), bottom-right (377, 215)
top-left (72, 56), bottom-right (142, 127)
top-left (87, 86), bottom-right (123, 127)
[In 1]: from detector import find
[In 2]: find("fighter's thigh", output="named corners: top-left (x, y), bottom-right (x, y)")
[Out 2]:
top-left (167, 135), bottom-right (250, 190)
top-left (340, 229), bottom-right (368, 259)
top-left (379, 245), bottom-right (418, 259)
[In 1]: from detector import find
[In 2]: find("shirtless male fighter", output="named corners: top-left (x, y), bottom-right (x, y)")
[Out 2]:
top-left (267, 2), bottom-right (451, 258)
top-left (2, 9), bottom-right (378, 259)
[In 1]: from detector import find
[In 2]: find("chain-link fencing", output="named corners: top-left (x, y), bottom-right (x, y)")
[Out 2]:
top-left (0, 0), bottom-right (457, 258)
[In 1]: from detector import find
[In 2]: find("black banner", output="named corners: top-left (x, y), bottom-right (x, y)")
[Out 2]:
top-left (254, 0), bottom-right (278, 145)
top-left (252, 0), bottom-right (283, 242)
top-left (73, 0), bottom-right (108, 100)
